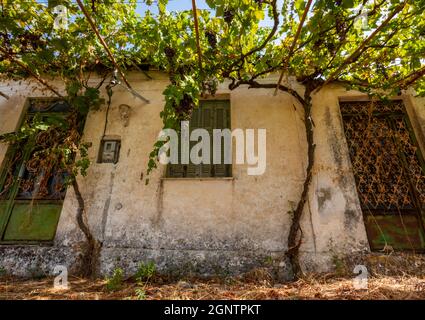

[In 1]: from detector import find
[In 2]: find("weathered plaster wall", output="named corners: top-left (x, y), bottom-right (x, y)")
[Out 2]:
top-left (0, 73), bottom-right (424, 278)
top-left (406, 91), bottom-right (425, 157)
top-left (299, 85), bottom-right (371, 272)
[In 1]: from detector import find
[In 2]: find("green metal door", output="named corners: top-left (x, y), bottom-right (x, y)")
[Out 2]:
top-left (0, 98), bottom-right (72, 243)
top-left (3, 203), bottom-right (62, 241)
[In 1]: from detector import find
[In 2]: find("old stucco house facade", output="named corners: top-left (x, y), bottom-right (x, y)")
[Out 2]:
top-left (0, 71), bottom-right (424, 278)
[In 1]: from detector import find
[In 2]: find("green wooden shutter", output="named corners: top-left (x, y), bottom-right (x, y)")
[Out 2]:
top-left (167, 114), bottom-right (190, 178)
top-left (213, 101), bottom-right (231, 177)
top-left (167, 143), bottom-right (184, 178)
top-left (167, 100), bottom-right (231, 178)
top-left (200, 102), bottom-right (213, 177)
top-left (187, 108), bottom-right (202, 177)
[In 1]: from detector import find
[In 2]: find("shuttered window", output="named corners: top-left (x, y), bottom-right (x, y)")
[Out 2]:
top-left (167, 100), bottom-right (231, 178)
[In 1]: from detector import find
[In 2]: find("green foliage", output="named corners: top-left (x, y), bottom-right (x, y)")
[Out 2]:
top-left (0, 266), bottom-right (6, 277)
top-left (264, 256), bottom-right (274, 266)
top-left (0, 110), bottom-right (92, 192)
top-left (0, 0), bottom-right (423, 181)
top-left (3, 0), bottom-right (421, 94)
top-left (105, 267), bottom-right (124, 292)
top-left (65, 81), bottom-right (105, 115)
top-left (135, 261), bottom-right (156, 282)
top-left (132, 261), bottom-right (156, 300)
top-left (135, 287), bottom-right (147, 300)
top-left (332, 254), bottom-right (348, 276)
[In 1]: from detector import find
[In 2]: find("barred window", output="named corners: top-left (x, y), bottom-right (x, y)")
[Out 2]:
top-left (341, 99), bottom-right (425, 251)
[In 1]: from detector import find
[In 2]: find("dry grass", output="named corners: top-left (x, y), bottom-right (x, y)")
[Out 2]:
top-left (1, 273), bottom-right (425, 300)
top-left (2, 253), bottom-right (425, 300)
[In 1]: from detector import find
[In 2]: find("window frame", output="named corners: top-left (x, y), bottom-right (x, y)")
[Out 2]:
top-left (166, 98), bottom-right (232, 179)
top-left (339, 96), bottom-right (425, 252)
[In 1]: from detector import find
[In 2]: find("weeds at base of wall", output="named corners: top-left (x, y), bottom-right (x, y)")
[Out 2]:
top-left (332, 255), bottom-right (348, 277)
top-left (134, 287), bottom-right (147, 300)
top-left (3, 253), bottom-right (425, 300)
top-left (106, 262), bottom-right (158, 298)
top-left (103, 261), bottom-right (288, 299)
top-left (117, 263), bottom-right (284, 299)
top-left (134, 261), bottom-right (156, 282)
top-left (105, 268), bottom-right (124, 292)
top-left (0, 265), bottom-right (6, 277)
top-left (133, 261), bottom-right (157, 300)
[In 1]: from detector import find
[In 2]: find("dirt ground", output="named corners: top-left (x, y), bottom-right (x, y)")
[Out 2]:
top-left (1, 273), bottom-right (425, 300)
top-left (2, 253), bottom-right (425, 300)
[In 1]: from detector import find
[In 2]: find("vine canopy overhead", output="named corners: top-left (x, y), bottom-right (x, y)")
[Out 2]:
top-left (1, 0), bottom-right (424, 172)
top-left (0, 0), bottom-right (423, 99)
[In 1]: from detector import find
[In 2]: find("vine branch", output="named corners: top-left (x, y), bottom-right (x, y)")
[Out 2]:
top-left (231, 79), bottom-right (306, 106)
top-left (274, 0), bottom-right (313, 95)
top-left (396, 66), bottom-right (425, 89)
top-left (286, 85), bottom-right (315, 278)
top-left (0, 90), bottom-right (9, 100)
top-left (72, 178), bottom-right (98, 278)
top-left (75, 0), bottom-right (149, 103)
top-left (321, 1), bottom-right (407, 88)
top-left (191, 0), bottom-right (203, 77)
top-left (224, 0), bottom-right (279, 73)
